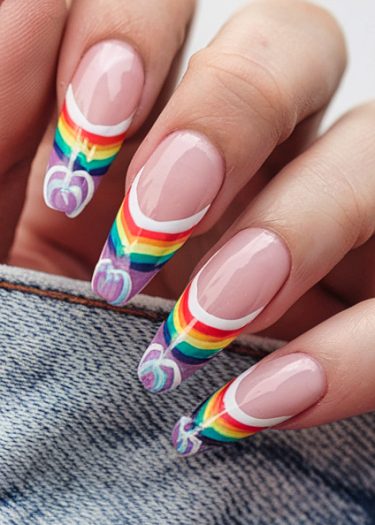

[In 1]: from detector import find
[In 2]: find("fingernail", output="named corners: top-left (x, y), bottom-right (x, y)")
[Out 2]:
top-left (172, 353), bottom-right (326, 456)
top-left (91, 130), bottom-right (224, 306)
top-left (44, 40), bottom-right (144, 217)
top-left (138, 228), bottom-right (290, 393)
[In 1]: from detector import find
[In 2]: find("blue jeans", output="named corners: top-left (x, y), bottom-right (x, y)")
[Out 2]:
top-left (0, 264), bottom-right (374, 525)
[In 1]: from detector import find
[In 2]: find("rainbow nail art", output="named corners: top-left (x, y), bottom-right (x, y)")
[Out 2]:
top-left (44, 85), bottom-right (131, 217)
top-left (138, 268), bottom-right (263, 393)
top-left (171, 368), bottom-right (288, 457)
top-left (92, 171), bottom-right (209, 306)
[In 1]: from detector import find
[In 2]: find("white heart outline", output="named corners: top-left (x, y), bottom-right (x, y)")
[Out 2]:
top-left (138, 343), bottom-right (182, 391)
top-left (93, 258), bottom-right (132, 306)
top-left (174, 416), bottom-right (203, 456)
top-left (43, 165), bottom-right (95, 218)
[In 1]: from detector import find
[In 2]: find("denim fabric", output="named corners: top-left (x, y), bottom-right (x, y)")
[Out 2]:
top-left (0, 264), bottom-right (374, 525)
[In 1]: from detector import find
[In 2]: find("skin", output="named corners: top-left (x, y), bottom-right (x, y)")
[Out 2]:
top-left (2, 0), bottom-right (375, 432)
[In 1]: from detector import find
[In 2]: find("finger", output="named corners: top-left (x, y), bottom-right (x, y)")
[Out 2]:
top-left (227, 102), bottom-right (375, 333)
top-left (91, 0), bottom-right (346, 307)
top-left (43, 0), bottom-right (195, 217)
top-left (137, 102), bottom-right (375, 393)
top-left (171, 299), bottom-right (375, 457)
top-left (0, 0), bottom-right (67, 259)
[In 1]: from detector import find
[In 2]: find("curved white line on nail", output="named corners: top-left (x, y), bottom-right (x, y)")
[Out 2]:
top-left (128, 169), bottom-right (210, 234)
top-left (223, 368), bottom-right (291, 428)
top-left (66, 169), bottom-right (95, 218)
top-left (187, 266), bottom-right (264, 331)
top-left (66, 85), bottom-right (134, 136)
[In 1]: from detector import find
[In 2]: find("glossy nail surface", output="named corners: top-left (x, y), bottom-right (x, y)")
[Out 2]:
top-left (172, 353), bottom-right (326, 456)
top-left (138, 228), bottom-right (290, 393)
top-left (92, 131), bottom-right (224, 306)
top-left (44, 40), bottom-right (144, 217)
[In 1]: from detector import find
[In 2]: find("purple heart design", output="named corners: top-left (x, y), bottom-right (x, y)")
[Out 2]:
top-left (137, 343), bottom-right (182, 392)
top-left (92, 258), bottom-right (132, 306)
top-left (44, 165), bottom-right (95, 217)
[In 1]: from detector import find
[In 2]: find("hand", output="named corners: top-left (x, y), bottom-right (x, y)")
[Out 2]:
top-left (4, 0), bottom-right (375, 456)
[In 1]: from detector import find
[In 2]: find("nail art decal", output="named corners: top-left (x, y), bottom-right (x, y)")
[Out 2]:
top-left (43, 40), bottom-right (144, 217)
top-left (138, 269), bottom-right (263, 393)
top-left (44, 85), bottom-right (131, 218)
top-left (92, 131), bottom-right (225, 306)
top-left (171, 353), bottom-right (326, 456)
top-left (172, 372), bottom-right (280, 456)
top-left (138, 229), bottom-right (291, 393)
top-left (92, 171), bottom-right (210, 306)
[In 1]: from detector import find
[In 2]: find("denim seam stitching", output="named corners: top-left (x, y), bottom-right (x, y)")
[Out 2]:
top-left (0, 279), bottom-right (268, 358)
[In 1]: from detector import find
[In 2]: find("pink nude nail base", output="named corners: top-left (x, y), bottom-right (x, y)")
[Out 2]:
top-left (172, 353), bottom-right (326, 456)
top-left (44, 40), bottom-right (144, 217)
top-left (138, 228), bottom-right (291, 393)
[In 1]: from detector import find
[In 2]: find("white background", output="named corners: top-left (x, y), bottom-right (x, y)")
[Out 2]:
top-left (181, 0), bottom-right (375, 129)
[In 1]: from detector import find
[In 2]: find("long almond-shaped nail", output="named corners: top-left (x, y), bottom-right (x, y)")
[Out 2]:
top-left (44, 40), bottom-right (144, 217)
top-left (172, 353), bottom-right (326, 456)
top-left (138, 228), bottom-right (290, 393)
top-left (91, 131), bottom-right (224, 306)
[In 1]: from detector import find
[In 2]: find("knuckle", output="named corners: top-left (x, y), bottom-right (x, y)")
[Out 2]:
top-left (188, 47), bottom-right (294, 142)
top-left (347, 300), bottom-right (375, 341)
top-left (304, 165), bottom-right (346, 242)
top-left (298, 155), bottom-right (373, 249)
top-left (337, 103), bottom-right (375, 245)
top-left (300, 1), bottom-right (347, 63)
top-left (257, 0), bottom-right (347, 69)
